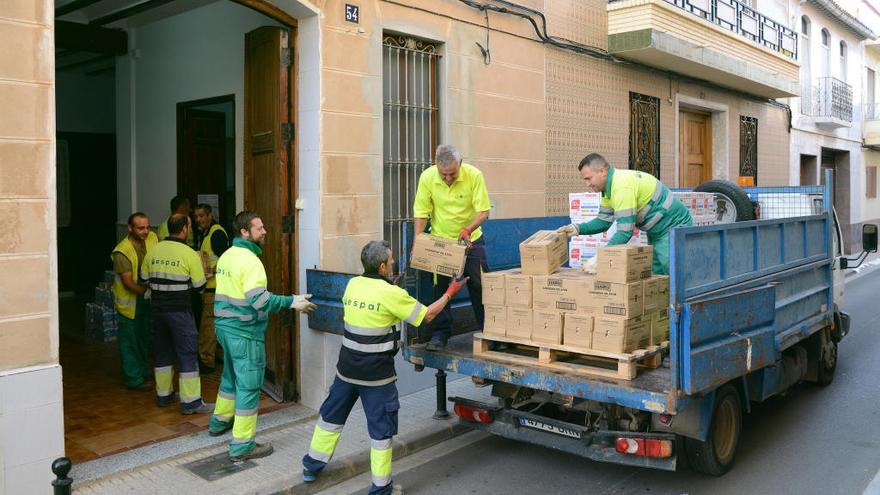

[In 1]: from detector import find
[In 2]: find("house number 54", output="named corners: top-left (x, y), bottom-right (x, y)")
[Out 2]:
top-left (345, 4), bottom-right (359, 23)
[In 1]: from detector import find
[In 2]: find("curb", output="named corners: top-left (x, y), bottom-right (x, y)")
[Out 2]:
top-left (267, 419), bottom-right (471, 495)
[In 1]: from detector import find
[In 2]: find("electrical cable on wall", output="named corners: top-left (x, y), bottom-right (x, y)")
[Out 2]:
top-left (476, 8), bottom-right (492, 65)
top-left (456, 0), bottom-right (616, 61)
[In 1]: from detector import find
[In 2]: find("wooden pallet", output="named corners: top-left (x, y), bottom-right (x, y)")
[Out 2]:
top-left (473, 332), bottom-right (668, 380)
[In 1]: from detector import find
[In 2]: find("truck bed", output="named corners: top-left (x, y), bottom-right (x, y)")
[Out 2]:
top-left (404, 333), bottom-right (675, 414)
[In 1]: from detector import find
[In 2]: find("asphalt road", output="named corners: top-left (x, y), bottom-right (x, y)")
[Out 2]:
top-left (330, 273), bottom-right (880, 495)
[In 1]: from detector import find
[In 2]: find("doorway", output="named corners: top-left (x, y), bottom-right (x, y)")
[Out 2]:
top-left (679, 111), bottom-right (712, 187)
top-left (177, 95), bottom-right (236, 230)
top-left (821, 147), bottom-right (852, 250)
top-left (800, 154), bottom-right (818, 185)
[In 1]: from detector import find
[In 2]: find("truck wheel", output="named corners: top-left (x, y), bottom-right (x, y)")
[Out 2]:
top-left (685, 385), bottom-right (742, 476)
top-left (695, 180), bottom-right (755, 223)
top-left (816, 328), bottom-right (837, 386)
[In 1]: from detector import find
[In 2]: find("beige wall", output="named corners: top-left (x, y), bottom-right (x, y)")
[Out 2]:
top-left (0, 0), bottom-right (57, 371)
top-left (315, 0), bottom-right (792, 272)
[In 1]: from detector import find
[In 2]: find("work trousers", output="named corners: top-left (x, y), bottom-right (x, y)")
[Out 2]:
top-left (153, 310), bottom-right (204, 412)
top-left (116, 297), bottom-right (152, 388)
top-left (198, 291), bottom-right (218, 366)
top-left (647, 217), bottom-right (692, 275)
top-left (209, 328), bottom-right (264, 457)
top-left (303, 377), bottom-right (399, 495)
top-left (430, 237), bottom-right (488, 342)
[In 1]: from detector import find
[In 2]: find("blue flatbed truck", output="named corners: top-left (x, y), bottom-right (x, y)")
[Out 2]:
top-left (307, 181), bottom-right (877, 475)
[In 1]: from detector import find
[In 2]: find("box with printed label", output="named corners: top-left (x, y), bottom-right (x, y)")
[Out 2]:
top-left (519, 230), bottom-right (569, 275)
top-left (532, 310), bottom-right (564, 345)
top-left (650, 308), bottom-right (670, 344)
top-left (582, 279), bottom-right (644, 317)
top-left (481, 271), bottom-right (508, 306)
top-left (596, 245), bottom-right (653, 284)
top-left (484, 305), bottom-right (507, 337)
top-left (531, 268), bottom-right (593, 312)
top-left (651, 275), bottom-right (670, 312)
top-left (568, 192), bottom-right (603, 222)
top-left (410, 233), bottom-right (467, 277)
top-left (592, 314), bottom-right (651, 353)
top-left (504, 270), bottom-right (532, 308)
top-left (506, 307), bottom-right (533, 340)
top-left (563, 313), bottom-right (593, 350)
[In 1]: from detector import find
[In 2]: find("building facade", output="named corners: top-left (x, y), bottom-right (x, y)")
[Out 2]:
top-left (785, 0), bottom-right (875, 253)
top-left (1, 0), bottom-right (805, 491)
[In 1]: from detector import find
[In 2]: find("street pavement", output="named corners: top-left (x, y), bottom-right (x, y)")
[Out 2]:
top-left (323, 273), bottom-right (880, 495)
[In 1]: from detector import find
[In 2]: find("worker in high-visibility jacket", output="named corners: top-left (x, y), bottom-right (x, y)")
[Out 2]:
top-left (194, 203), bottom-right (229, 374)
top-left (111, 212), bottom-right (157, 391)
top-left (557, 153), bottom-right (692, 275)
top-left (157, 195), bottom-right (194, 247)
top-left (412, 144), bottom-right (491, 351)
top-left (301, 240), bottom-right (467, 495)
top-left (208, 210), bottom-right (317, 462)
top-left (140, 214), bottom-right (213, 414)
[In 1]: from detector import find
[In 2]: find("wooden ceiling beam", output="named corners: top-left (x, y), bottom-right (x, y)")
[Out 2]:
top-left (56, 20), bottom-right (128, 55)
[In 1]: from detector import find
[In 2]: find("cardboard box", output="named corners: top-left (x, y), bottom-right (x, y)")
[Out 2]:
top-left (505, 270), bottom-right (533, 308)
top-left (520, 230), bottom-right (569, 275)
top-left (506, 307), bottom-right (533, 340)
top-left (568, 192), bottom-right (603, 222)
top-left (650, 308), bottom-right (670, 344)
top-left (563, 313), bottom-right (593, 349)
top-left (532, 310), bottom-right (564, 345)
top-left (481, 271), bottom-right (507, 306)
top-left (592, 314), bottom-right (651, 353)
top-left (582, 279), bottom-right (644, 318)
top-left (410, 234), bottom-right (467, 277)
top-left (532, 269), bottom-right (593, 312)
top-left (596, 245), bottom-right (653, 284)
top-left (484, 305), bottom-right (507, 337)
top-left (650, 275), bottom-right (670, 312)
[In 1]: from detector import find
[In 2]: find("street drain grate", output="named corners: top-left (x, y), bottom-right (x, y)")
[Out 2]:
top-left (182, 452), bottom-right (257, 481)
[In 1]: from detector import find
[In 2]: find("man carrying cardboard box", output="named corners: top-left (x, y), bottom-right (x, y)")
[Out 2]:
top-left (557, 153), bottom-right (692, 275)
top-left (413, 144), bottom-right (491, 350)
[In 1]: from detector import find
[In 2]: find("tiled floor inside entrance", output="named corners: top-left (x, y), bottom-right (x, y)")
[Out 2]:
top-left (60, 297), bottom-right (291, 463)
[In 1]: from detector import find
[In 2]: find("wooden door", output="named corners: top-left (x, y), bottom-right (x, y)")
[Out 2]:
top-left (244, 26), bottom-right (296, 401)
top-left (678, 111), bottom-right (712, 188)
top-left (178, 107), bottom-right (227, 223)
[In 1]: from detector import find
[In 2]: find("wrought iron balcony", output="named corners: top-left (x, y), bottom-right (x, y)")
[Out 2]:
top-left (649, 0), bottom-right (798, 59)
top-left (801, 77), bottom-right (853, 128)
top-left (606, 0), bottom-right (800, 98)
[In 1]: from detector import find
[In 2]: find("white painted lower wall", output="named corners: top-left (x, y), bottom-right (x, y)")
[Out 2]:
top-left (0, 365), bottom-right (64, 495)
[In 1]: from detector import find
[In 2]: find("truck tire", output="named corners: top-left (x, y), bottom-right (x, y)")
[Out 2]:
top-left (694, 180), bottom-right (755, 223)
top-left (684, 384), bottom-right (742, 476)
top-left (816, 328), bottom-right (837, 386)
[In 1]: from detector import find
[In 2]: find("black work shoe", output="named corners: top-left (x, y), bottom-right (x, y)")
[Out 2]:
top-left (209, 422), bottom-right (233, 437)
top-left (182, 402), bottom-right (214, 415)
top-left (229, 442), bottom-right (274, 463)
top-left (156, 392), bottom-right (179, 407)
top-left (425, 340), bottom-right (446, 352)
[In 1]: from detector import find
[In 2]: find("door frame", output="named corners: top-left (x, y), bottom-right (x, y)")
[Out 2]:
top-left (674, 95), bottom-right (729, 187)
top-left (176, 94), bottom-right (236, 220)
top-left (678, 110), bottom-right (713, 187)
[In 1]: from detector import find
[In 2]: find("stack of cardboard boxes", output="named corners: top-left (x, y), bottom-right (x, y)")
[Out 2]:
top-left (482, 238), bottom-right (670, 355)
top-left (567, 191), bottom-right (717, 267)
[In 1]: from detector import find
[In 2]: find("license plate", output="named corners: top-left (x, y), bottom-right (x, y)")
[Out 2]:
top-left (518, 417), bottom-right (581, 439)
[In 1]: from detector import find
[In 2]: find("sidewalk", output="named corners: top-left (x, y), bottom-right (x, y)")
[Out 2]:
top-left (72, 378), bottom-right (492, 495)
top-left (844, 250), bottom-right (880, 282)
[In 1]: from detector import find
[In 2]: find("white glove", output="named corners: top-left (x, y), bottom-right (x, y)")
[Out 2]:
top-left (290, 293), bottom-right (317, 313)
top-left (582, 256), bottom-right (598, 274)
top-left (557, 223), bottom-right (579, 237)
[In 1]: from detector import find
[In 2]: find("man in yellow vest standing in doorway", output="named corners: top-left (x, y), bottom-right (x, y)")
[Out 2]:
top-left (111, 212), bottom-right (157, 391)
top-left (140, 214), bottom-right (213, 414)
top-left (194, 203), bottom-right (229, 374)
top-left (158, 195), bottom-right (194, 247)
top-left (208, 210), bottom-right (317, 461)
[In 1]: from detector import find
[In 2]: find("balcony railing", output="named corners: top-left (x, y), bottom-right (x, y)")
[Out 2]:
top-left (865, 103), bottom-right (880, 121)
top-left (802, 77), bottom-right (853, 123)
top-left (609, 0), bottom-right (798, 60)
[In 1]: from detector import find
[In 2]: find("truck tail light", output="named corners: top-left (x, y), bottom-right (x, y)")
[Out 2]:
top-left (453, 404), bottom-right (493, 424)
top-left (615, 437), bottom-right (673, 458)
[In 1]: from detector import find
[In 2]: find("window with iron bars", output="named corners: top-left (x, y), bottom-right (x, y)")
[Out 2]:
top-left (382, 34), bottom-right (440, 277)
